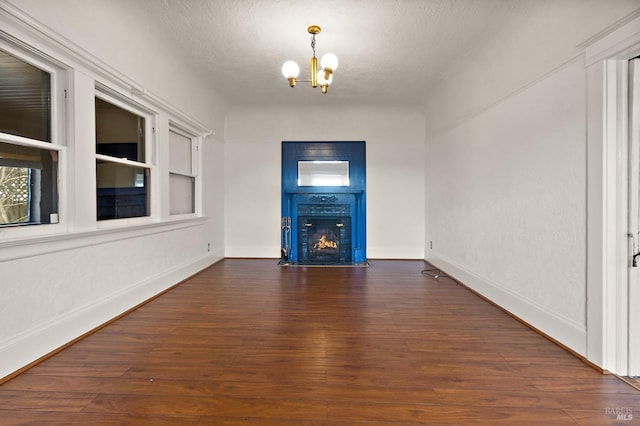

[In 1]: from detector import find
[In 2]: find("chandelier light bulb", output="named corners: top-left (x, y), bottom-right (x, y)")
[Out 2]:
top-left (320, 53), bottom-right (339, 72)
top-left (281, 60), bottom-right (300, 87)
top-left (282, 61), bottom-right (300, 78)
top-left (317, 70), bottom-right (333, 86)
top-left (317, 70), bottom-right (333, 94)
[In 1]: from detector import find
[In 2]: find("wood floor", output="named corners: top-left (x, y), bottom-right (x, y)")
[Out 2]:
top-left (1, 259), bottom-right (638, 425)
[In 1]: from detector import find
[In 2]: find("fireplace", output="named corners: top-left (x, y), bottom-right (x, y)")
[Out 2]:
top-left (298, 216), bottom-right (352, 264)
top-left (281, 141), bottom-right (366, 265)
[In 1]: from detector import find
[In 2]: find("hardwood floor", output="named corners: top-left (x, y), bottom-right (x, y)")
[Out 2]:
top-left (1, 259), bottom-right (637, 425)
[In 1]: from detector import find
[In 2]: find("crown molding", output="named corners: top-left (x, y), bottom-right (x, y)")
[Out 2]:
top-left (584, 10), bottom-right (640, 66)
top-left (0, 0), bottom-right (214, 137)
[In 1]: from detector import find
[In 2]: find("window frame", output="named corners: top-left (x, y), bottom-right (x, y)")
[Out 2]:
top-left (94, 89), bottom-right (156, 226)
top-left (168, 124), bottom-right (200, 217)
top-left (0, 37), bottom-right (66, 237)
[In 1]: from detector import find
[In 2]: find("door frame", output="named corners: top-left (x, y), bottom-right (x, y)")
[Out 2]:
top-left (586, 12), bottom-right (640, 375)
top-left (628, 57), bottom-right (640, 377)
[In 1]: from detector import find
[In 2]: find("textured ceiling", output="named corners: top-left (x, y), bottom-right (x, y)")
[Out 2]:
top-left (122, 0), bottom-right (639, 112)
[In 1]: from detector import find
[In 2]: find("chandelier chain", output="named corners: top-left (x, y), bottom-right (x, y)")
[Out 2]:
top-left (311, 34), bottom-right (317, 58)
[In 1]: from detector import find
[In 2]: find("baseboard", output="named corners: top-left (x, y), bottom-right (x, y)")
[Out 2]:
top-left (0, 253), bottom-right (222, 382)
top-left (425, 254), bottom-right (587, 356)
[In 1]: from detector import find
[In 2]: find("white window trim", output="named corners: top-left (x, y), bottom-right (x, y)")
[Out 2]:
top-left (0, 216), bottom-right (207, 262)
top-left (168, 124), bottom-right (201, 218)
top-left (0, 34), bottom-right (67, 239)
top-left (94, 89), bottom-right (157, 228)
top-left (0, 38), bottom-right (65, 147)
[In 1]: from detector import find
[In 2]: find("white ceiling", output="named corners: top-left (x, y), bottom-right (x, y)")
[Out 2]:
top-left (124, 0), bottom-right (640, 114)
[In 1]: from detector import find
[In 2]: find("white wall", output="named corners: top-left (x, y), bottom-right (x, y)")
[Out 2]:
top-left (0, 1), bottom-right (227, 380)
top-left (419, 0), bottom-right (640, 138)
top-left (425, 57), bottom-right (587, 354)
top-left (224, 106), bottom-right (425, 259)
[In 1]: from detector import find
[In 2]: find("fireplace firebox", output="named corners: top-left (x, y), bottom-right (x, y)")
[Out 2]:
top-left (298, 216), bottom-right (352, 264)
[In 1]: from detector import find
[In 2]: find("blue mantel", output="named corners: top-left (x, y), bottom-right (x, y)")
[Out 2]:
top-left (281, 141), bottom-right (366, 264)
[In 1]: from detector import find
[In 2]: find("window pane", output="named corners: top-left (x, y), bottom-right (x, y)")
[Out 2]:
top-left (169, 173), bottom-right (194, 215)
top-left (298, 161), bottom-right (350, 186)
top-left (0, 49), bottom-right (51, 142)
top-left (96, 160), bottom-right (149, 220)
top-left (95, 98), bottom-right (145, 162)
top-left (169, 130), bottom-right (192, 173)
top-left (0, 142), bottom-right (58, 225)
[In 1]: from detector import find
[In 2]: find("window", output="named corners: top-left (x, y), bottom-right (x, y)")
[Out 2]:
top-left (169, 128), bottom-right (196, 215)
top-left (95, 96), bottom-right (150, 220)
top-left (0, 48), bottom-right (59, 227)
top-left (1, 19), bottom-right (212, 242)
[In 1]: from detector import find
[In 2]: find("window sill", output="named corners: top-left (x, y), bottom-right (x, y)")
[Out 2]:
top-left (0, 216), bottom-right (208, 262)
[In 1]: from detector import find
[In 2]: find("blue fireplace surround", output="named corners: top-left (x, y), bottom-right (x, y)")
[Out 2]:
top-left (281, 141), bottom-right (366, 265)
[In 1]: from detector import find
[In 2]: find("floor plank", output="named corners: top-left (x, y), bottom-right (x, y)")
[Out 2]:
top-left (1, 259), bottom-right (637, 425)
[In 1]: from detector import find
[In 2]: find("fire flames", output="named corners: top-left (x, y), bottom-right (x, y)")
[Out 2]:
top-left (313, 234), bottom-right (337, 250)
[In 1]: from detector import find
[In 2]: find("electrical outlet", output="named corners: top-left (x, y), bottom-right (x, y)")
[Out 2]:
top-left (207, 243), bottom-right (211, 252)
top-left (430, 241), bottom-right (433, 249)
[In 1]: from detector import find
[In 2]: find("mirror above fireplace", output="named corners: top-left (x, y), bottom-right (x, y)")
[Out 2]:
top-left (297, 160), bottom-right (349, 187)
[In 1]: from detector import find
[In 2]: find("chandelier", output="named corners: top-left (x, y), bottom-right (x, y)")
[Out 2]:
top-left (281, 25), bottom-right (339, 94)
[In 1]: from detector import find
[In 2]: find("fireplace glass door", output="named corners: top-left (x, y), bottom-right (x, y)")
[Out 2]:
top-left (298, 217), bottom-right (351, 264)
